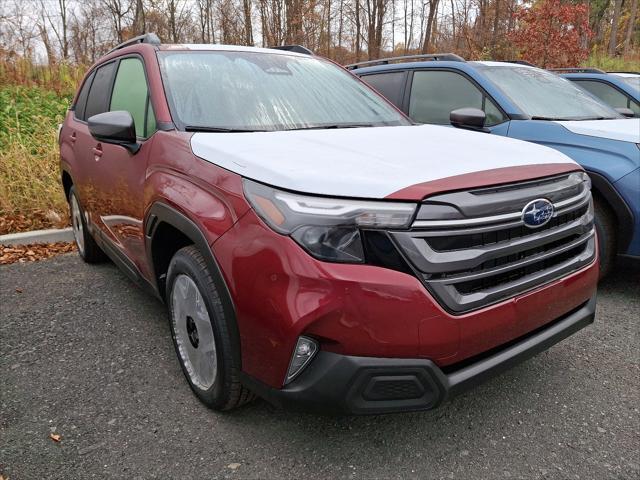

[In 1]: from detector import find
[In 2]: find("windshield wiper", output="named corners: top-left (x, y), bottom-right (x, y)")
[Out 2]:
top-left (531, 116), bottom-right (616, 121)
top-left (185, 125), bottom-right (267, 133)
top-left (286, 123), bottom-right (377, 131)
top-left (530, 116), bottom-right (572, 121)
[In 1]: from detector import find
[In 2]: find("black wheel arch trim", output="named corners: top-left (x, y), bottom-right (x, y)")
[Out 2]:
top-left (144, 201), bottom-right (243, 368)
top-left (587, 170), bottom-right (634, 253)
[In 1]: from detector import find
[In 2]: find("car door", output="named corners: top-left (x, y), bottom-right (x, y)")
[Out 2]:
top-left (72, 60), bottom-right (117, 227)
top-left (572, 79), bottom-right (640, 117)
top-left (406, 69), bottom-right (510, 135)
top-left (80, 55), bottom-right (157, 278)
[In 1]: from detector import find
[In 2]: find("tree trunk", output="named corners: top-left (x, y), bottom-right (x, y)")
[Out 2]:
top-left (421, 0), bottom-right (439, 54)
top-left (491, 0), bottom-right (500, 57)
top-left (608, 0), bottom-right (623, 55)
top-left (623, 0), bottom-right (639, 54)
top-left (243, 0), bottom-right (254, 45)
top-left (355, 0), bottom-right (361, 61)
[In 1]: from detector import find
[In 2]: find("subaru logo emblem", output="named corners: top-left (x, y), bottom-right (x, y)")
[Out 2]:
top-left (522, 199), bottom-right (554, 228)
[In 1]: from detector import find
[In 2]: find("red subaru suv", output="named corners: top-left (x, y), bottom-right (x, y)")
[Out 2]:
top-left (59, 34), bottom-right (598, 414)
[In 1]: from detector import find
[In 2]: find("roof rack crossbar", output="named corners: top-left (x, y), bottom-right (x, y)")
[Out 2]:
top-left (269, 45), bottom-right (314, 55)
top-left (345, 53), bottom-right (465, 70)
top-left (107, 33), bottom-right (161, 54)
top-left (549, 67), bottom-right (605, 74)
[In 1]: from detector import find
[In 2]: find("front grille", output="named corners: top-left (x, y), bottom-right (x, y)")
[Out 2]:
top-left (390, 172), bottom-right (596, 313)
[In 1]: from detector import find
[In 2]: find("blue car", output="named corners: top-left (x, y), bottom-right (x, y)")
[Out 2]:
top-left (349, 56), bottom-right (640, 276)
top-left (552, 68), bottom-right (640, 118)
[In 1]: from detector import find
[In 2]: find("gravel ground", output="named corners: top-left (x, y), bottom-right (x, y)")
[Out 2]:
top-left (1, 254), bottom-right (638, 479)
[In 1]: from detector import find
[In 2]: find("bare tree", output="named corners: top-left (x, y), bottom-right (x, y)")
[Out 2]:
top-left (363, 0), bottom-right (387, 59)
top-left (101, 0), bottom-right (132, 43)
top-left (608, 0), bottom-right (623, 55)
top-left (623, 0), bottom-right (638, 55)
top-left (243, 0), bottom-right (254, 44)
top-left (39, 0), bottom-right (70, 59)
top-left (195, 0), bottom-right (214, 43)
top-left (421, 0), bottom-right (439, 53)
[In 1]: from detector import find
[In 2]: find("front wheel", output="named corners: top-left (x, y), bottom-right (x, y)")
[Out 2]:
top-left (166, 245), bottom-right (254, 410)
top-left (593, 198), bottom-right (616, 279)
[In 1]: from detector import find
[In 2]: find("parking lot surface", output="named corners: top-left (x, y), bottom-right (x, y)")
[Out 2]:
top-left (1, 254), bottom-right (639, 479)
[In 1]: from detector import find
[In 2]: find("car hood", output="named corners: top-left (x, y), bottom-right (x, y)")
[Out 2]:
top-left (190, 124), bottom-right (578, 200)
top-left (555, 118), bottom-right (640, 143)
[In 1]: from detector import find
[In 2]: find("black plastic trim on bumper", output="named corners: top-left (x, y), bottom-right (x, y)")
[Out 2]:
top-left (241, 294), bottom-right (596, 415)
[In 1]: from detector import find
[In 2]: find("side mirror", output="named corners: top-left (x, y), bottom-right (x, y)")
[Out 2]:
top-left (88, 111), bottom-right (140, 153)
top-left (450, 108), bottom-right (489, 133)
top-left (614, 107), bottom-right (635, 118)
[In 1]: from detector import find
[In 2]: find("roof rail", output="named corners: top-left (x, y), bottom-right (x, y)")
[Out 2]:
top-left (497, 60), bottom-right (536, 67)
top-left (269, 45), bottom-right (314, 55)
top-left (549, 67), bottom-right (605, 74)
top-left (345, 53), bottom-right (465, 70)
top-left (107, 33), bottom-right (161, 54)
top-left (607, 70), bottom-right (640, 75)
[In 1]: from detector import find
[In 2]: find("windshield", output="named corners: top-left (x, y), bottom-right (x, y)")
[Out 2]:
top-left (479, 65), bottom-right (620, 120)
top-left (158, 50), bottom-right (410, 131)
top-left (617, 75), bottom-right (640, 90)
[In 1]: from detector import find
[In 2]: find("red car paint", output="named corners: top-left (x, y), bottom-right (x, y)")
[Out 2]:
top-left (60, 42), bottom-right (598, 408)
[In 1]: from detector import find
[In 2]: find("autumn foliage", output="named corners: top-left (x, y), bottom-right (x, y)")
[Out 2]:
top-left (509, 0), bottom-right (592, 68)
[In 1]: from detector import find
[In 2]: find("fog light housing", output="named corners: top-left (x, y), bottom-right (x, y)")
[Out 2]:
top-left (285, 336), bottom-right (318, 384)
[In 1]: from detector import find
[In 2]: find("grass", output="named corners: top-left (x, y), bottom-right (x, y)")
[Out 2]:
top-left (584, 52), bottom-right (640, 72)
top-left (0, 85), bottom-right (73, 233)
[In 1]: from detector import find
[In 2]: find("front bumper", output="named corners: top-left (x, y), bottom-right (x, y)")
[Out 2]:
top-left (242, 294), bottom-right (596, 414)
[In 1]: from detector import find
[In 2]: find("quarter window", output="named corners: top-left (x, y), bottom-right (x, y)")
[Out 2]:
top-left (110, 58), bottom-right (156, 138)
top-left (74, 71), bottom-right (95, 121)
top-left (360, 72), bottom-right (406, 108)
top-left (409, 70), bottom-right (506, 126)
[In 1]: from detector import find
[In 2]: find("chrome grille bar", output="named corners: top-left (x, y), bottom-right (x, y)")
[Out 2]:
top-left (389, 173), bottom-right (596, 314)
top-left (412, 181), bottom-right (591, 229)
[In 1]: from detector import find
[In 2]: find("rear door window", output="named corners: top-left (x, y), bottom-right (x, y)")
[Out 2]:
top-left (84, 61), bottom-right (117, 120)
top-left (74, 71), bottom-right (95, 121)
top-left (110, 57), bottom-right (156, 138)
top-left (360, 72), bottom-right (406, 108)
top-left (409, 70), bottom-right (507, 126)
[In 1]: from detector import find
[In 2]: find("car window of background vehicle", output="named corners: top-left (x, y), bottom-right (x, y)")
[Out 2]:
top-left (408, 70), bottom-right (507, 126)
top-left (573, 80), bottom-right (640, 115)
top-left (360, 72), bottom-right (406, 108)
top-left (481, 66), bottom-right (620, 120)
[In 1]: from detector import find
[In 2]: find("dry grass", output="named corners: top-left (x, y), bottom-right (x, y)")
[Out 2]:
top-left (0, 85), bottom-right (73, 233)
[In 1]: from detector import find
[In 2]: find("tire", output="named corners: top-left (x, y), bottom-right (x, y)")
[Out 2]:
top-left (166, 245), bottom-right (254, 410)
top-left (593, 197), bottom-right (616, 279)
top-left (68, 186), bottom-right (105, 264)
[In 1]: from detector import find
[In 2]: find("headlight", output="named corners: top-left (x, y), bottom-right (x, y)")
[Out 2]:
top-left (243, 179), bottom-right (417, 263)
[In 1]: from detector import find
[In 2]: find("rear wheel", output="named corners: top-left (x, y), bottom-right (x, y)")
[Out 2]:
top-left (69, 186), bottom-right (105, 263)
top-left (166, 245), bottom-right (254, 410)
top-left (593, 197), bottom-right (616, 279)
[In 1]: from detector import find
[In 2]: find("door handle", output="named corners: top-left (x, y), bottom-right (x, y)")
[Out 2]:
top-left (92, 143), bottom-right (103, 161)
top-left (69, 131), bottom-right (76, 143)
